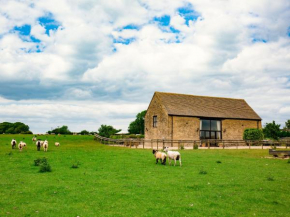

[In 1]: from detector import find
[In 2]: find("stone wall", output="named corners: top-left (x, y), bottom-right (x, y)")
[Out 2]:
top-left (222, 119), bottom-right (262, 140)
top-left (145, 95), bottom-right (169, 140)
top-left (171, 116), bottom-right (200, 140)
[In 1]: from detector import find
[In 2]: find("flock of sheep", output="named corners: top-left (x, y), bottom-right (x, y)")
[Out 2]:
top-left (11, 137), bottom-right (181, 166)
top-left (11, 137), bottom-right (60, 152)
top-left (152, 146), bottom-right (182, 166)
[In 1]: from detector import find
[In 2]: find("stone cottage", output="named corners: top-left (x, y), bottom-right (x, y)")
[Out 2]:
top-left (145, 92), bottom-right (262, 140)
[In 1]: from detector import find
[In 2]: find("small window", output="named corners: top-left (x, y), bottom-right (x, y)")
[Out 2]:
top-left (153, 116), bottom-right (157, 127)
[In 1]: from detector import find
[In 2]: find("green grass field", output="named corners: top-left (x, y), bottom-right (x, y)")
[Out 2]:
top-left (0, 135), bottom-right (289, 217)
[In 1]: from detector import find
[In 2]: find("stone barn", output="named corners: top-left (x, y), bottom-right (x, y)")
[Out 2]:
top-left (145, 92), bottom-right (262, 140)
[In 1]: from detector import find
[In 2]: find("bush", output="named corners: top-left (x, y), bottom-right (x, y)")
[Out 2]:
top-left (34, 157), bottom-right (48, 166)
top-left (180, 144), bottom-right (184, 150)
top-left (243, 128), bottom-right (264, 140)
top-left (194, 143), bottom-right (198, 149)
top-left (39, 162), bottom-right (52, 173)
top-left (287, 159), bottom-right (290, 164)
top-left (34, 157), bottom-right (51, 172)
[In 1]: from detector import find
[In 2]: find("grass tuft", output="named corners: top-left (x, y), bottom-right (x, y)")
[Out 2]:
top-left (267, 175), bottom-right (274, 181)
top-left (199, 169), bottom-right (207, 175)
top-left (7, 151), bottom-right (13, 156)
top-left (72, 161), bottom-right (80, 169)
top-left (216, 160), bottom-right (222, 164)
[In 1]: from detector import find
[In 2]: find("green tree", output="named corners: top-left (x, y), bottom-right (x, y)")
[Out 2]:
top-left (285, 120), bottom-right (290, 130)
top-left (263, 121), bottom-right (281, 140)
top-left (98, 125), bottom-right (121, 138)
top-left (128, 110), bottom-right (146, 134)
top-left (80, 130), bottom-right (89, 135)
top-left (0, 122), bottom-right (30, 134)
top-left (51, 126), bottom-right (71, 135)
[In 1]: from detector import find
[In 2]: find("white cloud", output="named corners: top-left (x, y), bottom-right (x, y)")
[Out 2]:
top-left (0, 0), bottom-right (290, 131)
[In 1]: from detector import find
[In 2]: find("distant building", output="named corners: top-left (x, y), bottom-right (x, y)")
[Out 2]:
top-left (145, 92), bottom-right (262, 140)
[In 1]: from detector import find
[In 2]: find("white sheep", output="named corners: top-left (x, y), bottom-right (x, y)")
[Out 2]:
top-left (32, 137), bottom-right (37, 142)
top-left (11, 139), bottom-right (17, 149)
top-left (152, 149), bottom-right (167, 165)
top-left (18, 141), bottom-right (26, 151)
top-left (55, 142), bottom-right (60, 146)
top-left (163, 147), bottom-right (182, 166)
top-left (43, 140), bottom-right (48, 152)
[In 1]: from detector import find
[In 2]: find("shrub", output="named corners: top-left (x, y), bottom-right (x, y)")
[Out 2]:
top-left (180, 144), bottom-right (184, 150)
top-left (194, 143), bottom-right (198, 149)
top-left (129, 134), bottom-right (137, 138)
top-left (34, 157), bottom-right (48, 166)
top-left (39, 162), bottom-right (51, 173)
top-left (287, 159), bottom-right (290, 164)
top-left (243, 128), bottom-right (264, 140)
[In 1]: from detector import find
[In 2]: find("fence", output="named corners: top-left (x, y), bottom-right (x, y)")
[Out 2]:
top-left (94, 134), bottom-right (290, 150)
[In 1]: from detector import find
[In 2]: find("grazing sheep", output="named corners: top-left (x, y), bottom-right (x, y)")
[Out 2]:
top-left (32, 136), bottom-right (37, 142)
top-left (43, 140), bottom-right (48, 152)
top-left (18, 141), bottom-right (26, 151)
top-left (36, 140), bottom-right (43, 151)
top-left (163, 147), bottom-right (182, 166)
top-left (152, 149), bottom-right (167, 165)
top-left (11, 139), bottom-right (17, 149)
top-left (55, 142), bottom-right (60, 146)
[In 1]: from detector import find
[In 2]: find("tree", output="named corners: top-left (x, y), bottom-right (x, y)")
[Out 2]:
top-left (285, 120), bottom-right (290, 130)
top-left (98, 125), bottom-right (121, 138)
top-left (50, 126), bottom-right (71, 135)
top-left (0, 122), bottom-right (31, 134)
top-left (128, 110), bottom-right (146, 134)
top-left (263, 121), bottom-right (280, 140)
top-left (80, 130), bottom-right (89, 135)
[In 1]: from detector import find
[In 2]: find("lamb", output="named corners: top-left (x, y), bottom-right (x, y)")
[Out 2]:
top-left (36, 140), bottom-right (43, 151)
top-left (43, 140), bottom-right (48, 152)
top-left (152, 149), bottom-right (167, 165)
top-left (18, 141), bottom-right (26, 151)
top-left (11, 139), bottom-right (17, 149)
top-left (32, 137), bottom-right (37, 142)
top-left (55, 142), bottom-right (60, 146)
top-left (163, 147), bottom-right (182, 166)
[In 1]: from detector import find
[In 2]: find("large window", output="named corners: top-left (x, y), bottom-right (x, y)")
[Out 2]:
top-left (200, 119), bottom-right (221, 139)
top-left (153, 116), bottom-right (157, 127)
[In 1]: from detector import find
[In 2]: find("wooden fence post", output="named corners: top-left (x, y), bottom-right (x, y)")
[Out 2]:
top-left (157, 140), bottom-right (159, 150)
top-left (143, 140), bottom-right (144, 149)
top-left (163, 140), bottom-right (164, 149)
top-left (151, 140), bottom-right (153, 149)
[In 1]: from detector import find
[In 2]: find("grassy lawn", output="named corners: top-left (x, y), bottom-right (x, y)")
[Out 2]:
top-left (0, 135), bottom-right (289, 217)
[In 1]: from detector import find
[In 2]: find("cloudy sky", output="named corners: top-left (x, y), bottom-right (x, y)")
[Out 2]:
top-left (0, 0), bottom-right (290, 133)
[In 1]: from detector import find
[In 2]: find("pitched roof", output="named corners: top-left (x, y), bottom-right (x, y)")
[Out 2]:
top-left (154, 92), bottom-right (261, 120)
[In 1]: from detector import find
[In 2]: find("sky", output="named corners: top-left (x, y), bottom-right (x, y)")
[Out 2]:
top-left (0, 0), bottom-right (290, 133)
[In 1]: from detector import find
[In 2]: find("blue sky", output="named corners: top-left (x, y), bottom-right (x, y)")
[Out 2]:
top-left (0, 0), bottom-right (290, 133)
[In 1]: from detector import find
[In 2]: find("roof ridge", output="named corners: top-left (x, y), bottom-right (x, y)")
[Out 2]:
top-left (155, 91), bottom-right (244, 101)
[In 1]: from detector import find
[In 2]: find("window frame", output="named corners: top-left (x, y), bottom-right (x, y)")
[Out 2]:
top-left (153, 116), bottom-right (157, 128)
top-left (200, 119), bottom-right (222, 139)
